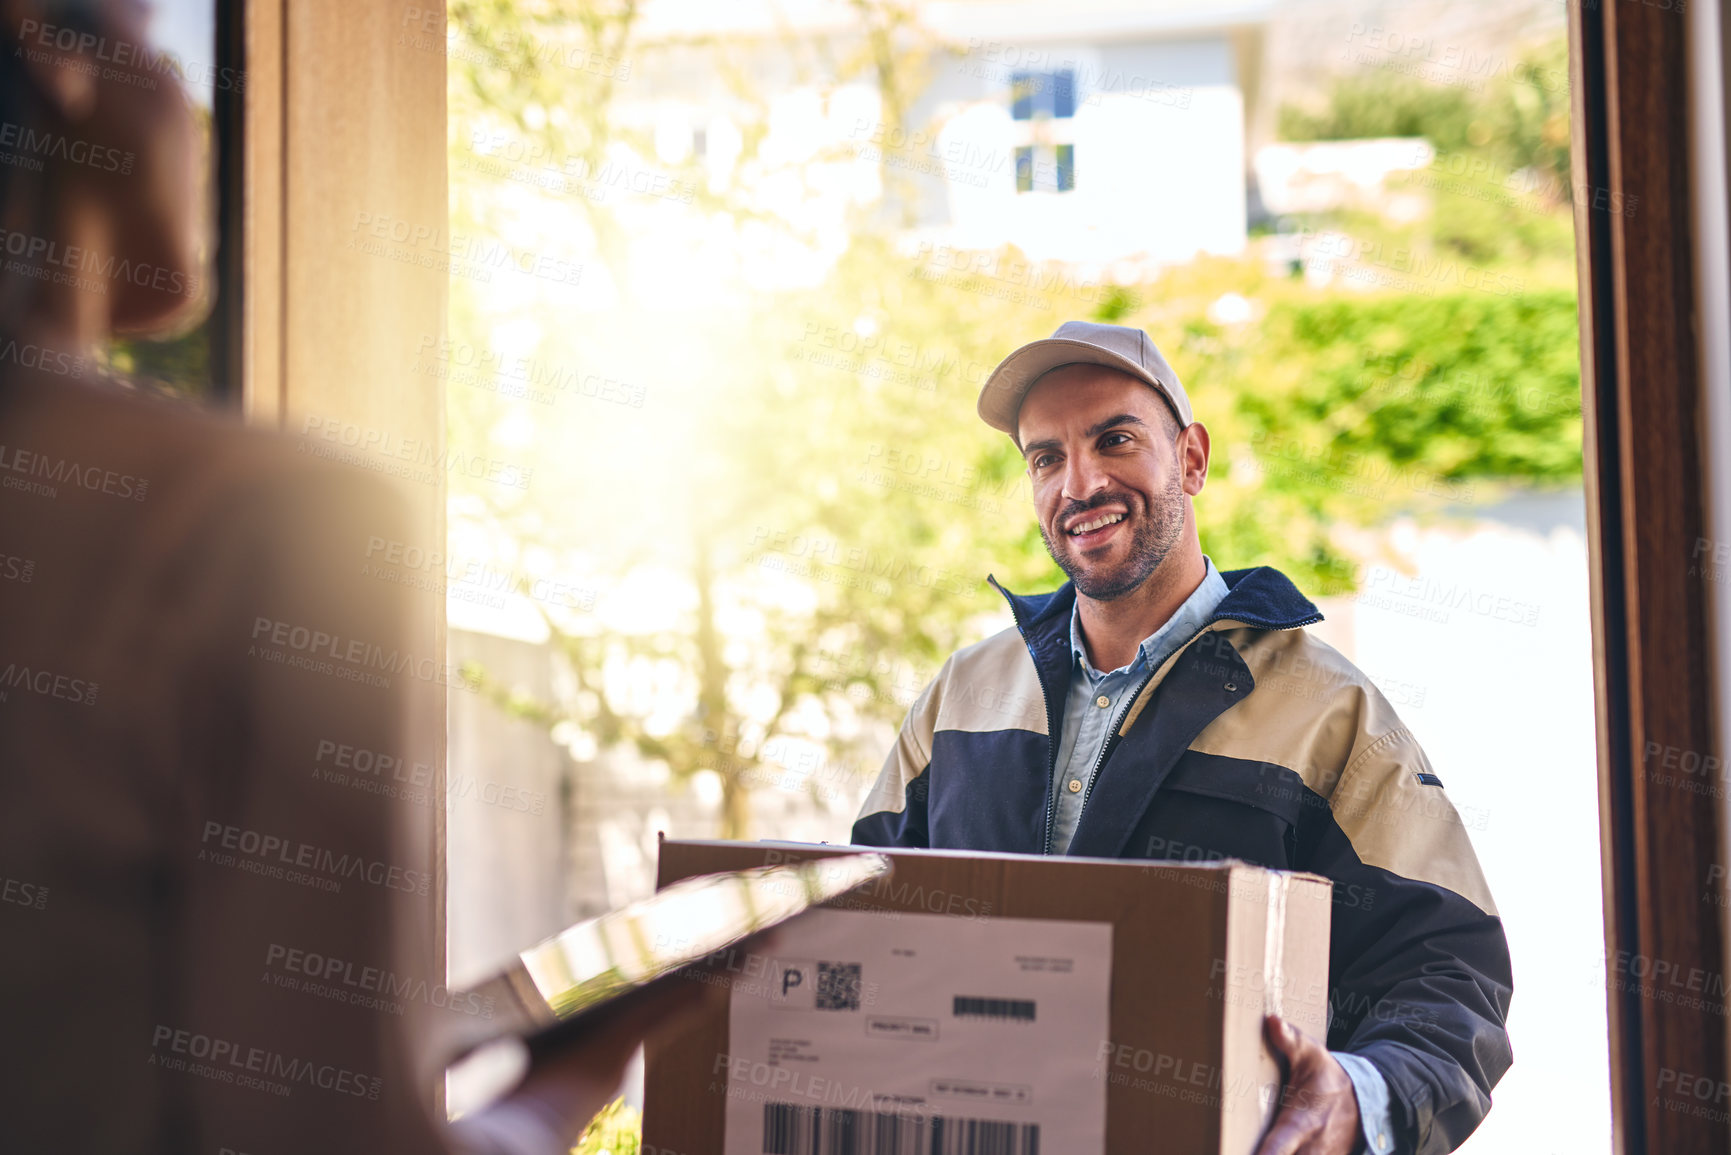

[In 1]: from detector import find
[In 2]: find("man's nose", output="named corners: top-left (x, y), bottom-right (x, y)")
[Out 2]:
top-left (1060, 452), bottom-right (1109, 502)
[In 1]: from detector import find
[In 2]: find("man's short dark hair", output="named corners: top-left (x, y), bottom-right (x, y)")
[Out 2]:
top-left (1151, 393), bottom-right (1183, 441)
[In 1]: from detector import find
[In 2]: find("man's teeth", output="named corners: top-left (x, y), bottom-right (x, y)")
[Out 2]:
top-left (1069, 512), bottom-right (1126, 536)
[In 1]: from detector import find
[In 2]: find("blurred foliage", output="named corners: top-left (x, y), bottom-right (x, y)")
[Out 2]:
top-left (1279, 74), bottom-right (1478, 151)
top-left (1278, 40), bottom-right (1570, 190)
top-left (444, 3), bottom-right (1581, 838)
top-left (1183, 289), bottom-right (1580, 595)
top-left (572, 1098), bottom-right (641, 1154)
top-left (1278, 39), bottom-right (1574, 269)
top-left (107, 317), bottom-right (213, 399)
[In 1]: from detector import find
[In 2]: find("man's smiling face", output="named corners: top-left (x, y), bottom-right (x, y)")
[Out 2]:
top-left (1016, 363), bottom-right (1203, 601)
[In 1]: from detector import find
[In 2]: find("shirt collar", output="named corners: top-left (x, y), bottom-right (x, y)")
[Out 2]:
top-left (1068, 556), bottom-right (1230, 678)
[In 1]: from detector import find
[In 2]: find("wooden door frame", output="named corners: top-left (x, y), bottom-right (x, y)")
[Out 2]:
top-left (1571, 0), bottom-right (1729, 1149)
top-left (236, 0), bottom-right (450, 1101)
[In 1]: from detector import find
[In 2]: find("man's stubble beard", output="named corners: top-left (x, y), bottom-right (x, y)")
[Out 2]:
top-left (1039, 460), bottom-right (1186, 601)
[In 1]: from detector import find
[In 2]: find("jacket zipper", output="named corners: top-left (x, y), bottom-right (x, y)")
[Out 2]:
top-left (1075, 668), bottom-right (1158, 829)
top-left (1068, 611), bottom-right (1324, 849)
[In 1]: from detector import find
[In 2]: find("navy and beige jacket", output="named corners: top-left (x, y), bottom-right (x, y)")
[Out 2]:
top-left (852, 565), bottom-right (1512, 1155)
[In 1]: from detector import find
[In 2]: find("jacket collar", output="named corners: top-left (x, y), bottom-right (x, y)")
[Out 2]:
top-left (986, 564), bottom-right (1323, 858)
top-left (987, 564), bottom-right (1323, 651)
top-left (985, 564), bottom-right (1321, 793)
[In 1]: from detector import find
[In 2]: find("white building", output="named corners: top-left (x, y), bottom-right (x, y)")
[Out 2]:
top-left (629, 0), bottom-right (1273, 273)
top-left (905, 1), bottom-right (1272, 267)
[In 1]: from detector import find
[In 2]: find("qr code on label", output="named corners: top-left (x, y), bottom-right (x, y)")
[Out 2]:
top-left (816, 961), bottom-right (862, 1011)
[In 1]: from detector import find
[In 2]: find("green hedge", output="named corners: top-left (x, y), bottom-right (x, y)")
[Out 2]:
top-left (1237, 290), bottom-right (1581, 481)
top-left (1176, 288), bottom-right (1581, 593)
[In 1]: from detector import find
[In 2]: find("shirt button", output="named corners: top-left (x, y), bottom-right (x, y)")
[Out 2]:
top-left (1095, 695), bottom-right (1110, 708)
top-left (1067, 779), bottom-right (1083, 793)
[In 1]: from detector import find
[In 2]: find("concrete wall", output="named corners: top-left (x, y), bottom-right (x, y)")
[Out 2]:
top-left (445, 629), bottom-right (575, 987)
top-left (1315, 490), bottom-right (1608, 1155)
top-left (445, 630), bottom-right (861, 989)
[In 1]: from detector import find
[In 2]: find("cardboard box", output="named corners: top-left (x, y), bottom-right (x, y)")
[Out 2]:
top-left (644, 840), bottom-right (1331, 1155)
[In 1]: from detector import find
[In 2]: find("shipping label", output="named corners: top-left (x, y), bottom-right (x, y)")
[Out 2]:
top-left (721, 910), bottom-right (1113, 1155)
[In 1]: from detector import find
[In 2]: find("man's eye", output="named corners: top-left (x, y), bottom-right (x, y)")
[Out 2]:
top-left (1032, 454), bottom-right (1058, 469)
top-left (1101, 433), bottom-right (1131, 448)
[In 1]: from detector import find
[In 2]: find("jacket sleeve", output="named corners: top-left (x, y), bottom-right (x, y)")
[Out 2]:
top-left (1300, 725), bottom-right (1513, 1155)
top-left (849, 667), bottom-right (943, 847)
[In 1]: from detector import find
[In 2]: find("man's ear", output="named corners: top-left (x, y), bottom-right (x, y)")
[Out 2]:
top-left (1178, 422), bottom-right (1210, 496)
top-left (2, 1), bottom-right (100, 122)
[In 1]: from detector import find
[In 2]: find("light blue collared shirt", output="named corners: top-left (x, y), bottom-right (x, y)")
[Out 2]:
top-left (1046, 557), bottom-right (1229, 856)
top-left (1046, 556), bottom-right (1397, 1154)
top-left (1336, 1052), bottom-right (1397, 1155)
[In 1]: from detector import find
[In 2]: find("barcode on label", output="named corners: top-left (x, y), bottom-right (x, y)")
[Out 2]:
top-left (951, 996), bottom-right (1035, 1022)
top-left (761, 1103), bottom-right (1040, 1155)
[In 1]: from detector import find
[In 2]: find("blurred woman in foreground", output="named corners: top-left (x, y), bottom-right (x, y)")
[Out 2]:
top-left (0, 2), bottom-right (696, 1151)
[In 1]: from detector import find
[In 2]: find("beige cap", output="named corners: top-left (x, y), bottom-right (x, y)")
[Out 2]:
top-left (977, 320), bottom-right (1193, 437)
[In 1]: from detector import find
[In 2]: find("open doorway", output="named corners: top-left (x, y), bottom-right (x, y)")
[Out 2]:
top-left (436, 2), bottom-right (1605, 1150)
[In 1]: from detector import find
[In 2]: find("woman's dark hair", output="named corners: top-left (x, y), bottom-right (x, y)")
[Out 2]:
top-left (0, 21), bottom-right (40, 334)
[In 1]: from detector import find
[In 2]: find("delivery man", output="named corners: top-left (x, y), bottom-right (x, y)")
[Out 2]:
top-left (852, 321), bottom-right (1512, 1155)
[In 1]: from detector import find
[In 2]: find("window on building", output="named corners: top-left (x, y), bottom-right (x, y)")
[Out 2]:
top-left (1014, 143), bottom-right (1076, 194)
top-left (1010, 70), bottom-right (1076, 194)
top-left (1010, 69), bottom-right (1076, 120)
